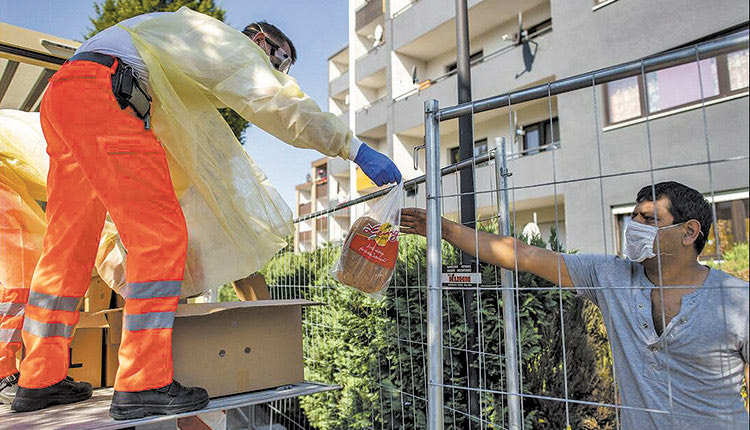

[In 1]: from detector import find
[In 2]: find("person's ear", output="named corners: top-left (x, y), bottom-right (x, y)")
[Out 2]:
top-left (252, 31), bottom-right (265, 46)
top-left (682, 220), bottom-right (701, 247)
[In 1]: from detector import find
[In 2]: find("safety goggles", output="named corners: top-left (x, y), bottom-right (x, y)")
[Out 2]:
top-left (263, 35), bottom-right (292, 74)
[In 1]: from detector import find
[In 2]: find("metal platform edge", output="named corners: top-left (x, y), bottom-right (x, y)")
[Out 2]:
top-left (0, 381), bottom-right (340, 430)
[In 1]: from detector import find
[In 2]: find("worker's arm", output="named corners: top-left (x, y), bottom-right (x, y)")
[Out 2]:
top-left (132, 9), bottom-right (393, 169)
top-left (400, 208), bottom-right (574, 287)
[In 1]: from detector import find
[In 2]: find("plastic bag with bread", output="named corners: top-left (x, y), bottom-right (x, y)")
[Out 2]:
top-left (332, 182), bottom-right (403, 296)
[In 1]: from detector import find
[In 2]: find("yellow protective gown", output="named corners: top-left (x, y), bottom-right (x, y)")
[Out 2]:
top-left (0, 110), bottom-right (48, 288)
top-left (123, 7), bottom-right (355, 296)
top-left (0, 110), bottom-right (125, 293)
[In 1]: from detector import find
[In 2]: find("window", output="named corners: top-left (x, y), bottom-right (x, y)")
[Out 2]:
top-left (449, 138), bottom-right (489, 164)
top-left (521, 117), bottom-right (559, 155)
top-left (645, 58), bottom-right (719, 113)
top-left (446, 51), bottom-right (484, 73)
top-left (604, 33), bottom-right (749, 126)
top-left (700, 197), bottom-right (749, 259)
top-left (613, 191), bottom-right (749, 260)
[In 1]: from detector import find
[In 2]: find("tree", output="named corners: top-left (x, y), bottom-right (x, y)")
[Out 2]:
top-left (88, 0), bottom-right (249, 143)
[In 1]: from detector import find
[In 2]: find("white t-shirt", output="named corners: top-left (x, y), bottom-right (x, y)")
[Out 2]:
top-left (75, 13), bottom-right (167, 84)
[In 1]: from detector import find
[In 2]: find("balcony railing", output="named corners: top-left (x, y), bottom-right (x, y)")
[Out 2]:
top-left (356, 94), bottom-right (388, 113)
top-left (315, 184), bottom-right (328, 199)
top-left (298, 203), bottom-right (311, 216)
top-left (393, 19), bottom-right (553, 101)
top-left (392, 0), bottom-right (419, 18)
top-left (298, 231), bottom-right (311, 242)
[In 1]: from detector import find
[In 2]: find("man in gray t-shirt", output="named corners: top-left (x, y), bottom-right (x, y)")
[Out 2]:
top-left (401, 181), bottom-right (748, 429)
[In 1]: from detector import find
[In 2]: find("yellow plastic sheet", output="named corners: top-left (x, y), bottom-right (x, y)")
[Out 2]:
top-left (0, 110), bottom-right (48, 201)
top-left (0, 110), bottom-right (124, 291)
top-left (0, 111), bottom-right (47, 288)
top-left (124, 7), bottom-right (356, 296)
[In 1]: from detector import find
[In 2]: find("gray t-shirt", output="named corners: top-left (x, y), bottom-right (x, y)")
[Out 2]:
top-left (563, 254), bottom-right (748, 430)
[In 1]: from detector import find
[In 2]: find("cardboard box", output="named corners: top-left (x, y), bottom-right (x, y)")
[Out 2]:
top-left (104, 306), bottom-right (123, 387)
top-left (101, 299), bottom-right (314, 397)
top-left (12, 314), bottom-right (107, 388)
top-left (83, 276), bottom-right (113, 312)
top-left (66, 312), bottom-right (108, 388)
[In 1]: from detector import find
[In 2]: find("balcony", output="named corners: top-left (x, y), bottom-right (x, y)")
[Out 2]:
top-left (392, 21), bottom-right (555, 134)
top-left (315, 183), bottom-right (328, 199)
top-left (298, 202), bottom-right (311, 216)
top-left (392, 0), bottom-right (487, 52)
top-left (356, 41), bottom-right (388, 76)
top-left (329, 70), bottom-right (349, 99)
top-left (356, 0), bottom-right (384, 31)
top-left (298, 230), bottom-right (312, 250)
top-left (356, 95), bottom-right (388, 137)
top-left (329, 158), bottom-right (350, 177)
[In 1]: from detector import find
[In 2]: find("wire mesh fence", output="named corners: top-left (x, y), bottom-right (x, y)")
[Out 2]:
top-left (256, 31), bottom-right (749, 429)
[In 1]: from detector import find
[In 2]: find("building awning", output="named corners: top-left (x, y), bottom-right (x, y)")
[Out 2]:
top-left (0, 22), bottom-right (80, 112)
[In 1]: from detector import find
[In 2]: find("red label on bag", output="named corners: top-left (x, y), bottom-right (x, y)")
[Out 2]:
top-left (348, 221), bottom-right (400, 269)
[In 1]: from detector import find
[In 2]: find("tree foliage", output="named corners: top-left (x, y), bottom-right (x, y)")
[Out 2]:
top-left (88, 0), bottom-right (249, 143)
top-left (255, 226), bottom-right (617, 429)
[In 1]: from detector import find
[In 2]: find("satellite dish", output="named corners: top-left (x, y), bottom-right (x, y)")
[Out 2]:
top-left (502, 12), bottom-right (525, 45)
top-left (411, 66), bottom-right (418, 84)
top-left (372, 24), bottom-right (384, 48)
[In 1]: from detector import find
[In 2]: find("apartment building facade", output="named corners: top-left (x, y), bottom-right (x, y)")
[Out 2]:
top-left (294, 0), bottom-right (749, 257)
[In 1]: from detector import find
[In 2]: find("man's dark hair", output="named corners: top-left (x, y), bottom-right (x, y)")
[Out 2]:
top-left (636, 181), bottom-right (712, 254)
top-left (243, 21), bottom-right (297, 64)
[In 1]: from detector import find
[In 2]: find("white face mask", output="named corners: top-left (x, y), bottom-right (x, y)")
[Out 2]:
top-left (624, 221), bottom-right (683, 263)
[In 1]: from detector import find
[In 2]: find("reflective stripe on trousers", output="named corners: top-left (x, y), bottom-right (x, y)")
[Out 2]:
top-left (124, 311), bottom-right (176, 331)
top-left (0, 329), bottom-right (21, 343)
top-left (27, 291), bottom-right (80, 312)
top-left (0, 302), bottom-right (24, 318)
top-left (22, 317), bottom-right (75, 339)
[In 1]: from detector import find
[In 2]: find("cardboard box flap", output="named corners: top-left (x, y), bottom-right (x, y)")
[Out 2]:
top-left (175, 299), bottom-right (321, 318)
top-left (92, 299), bottom-right (321, 320)
top-left (77, 312), bottom-right (109, 329)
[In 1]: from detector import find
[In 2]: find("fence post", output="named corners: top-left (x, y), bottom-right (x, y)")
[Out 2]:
top-left (425, 99), bottom-right (444, 430)
top-left (495, 138), bottom-right (522, 429)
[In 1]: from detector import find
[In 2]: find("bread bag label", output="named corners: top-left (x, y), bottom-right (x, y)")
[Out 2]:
top-left (348, 221), bottom-right (399, 269)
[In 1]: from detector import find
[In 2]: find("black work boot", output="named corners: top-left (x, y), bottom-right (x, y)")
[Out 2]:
top-left (109, 380), bottom-right (209, 420)
top-left (0, 372), bottom-right (20, 405)
top-left (11, 376), bottom-right (93, 412)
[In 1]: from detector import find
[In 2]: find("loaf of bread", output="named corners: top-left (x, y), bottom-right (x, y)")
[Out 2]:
top-left (336, 216), bottom-right (399, 294)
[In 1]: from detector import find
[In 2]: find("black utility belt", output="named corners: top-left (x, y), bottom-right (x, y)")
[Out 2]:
top-left (68, 51), bottom-right (152, 130)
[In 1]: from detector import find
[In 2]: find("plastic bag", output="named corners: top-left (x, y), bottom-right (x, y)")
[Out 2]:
top-left (332, 182), bottom-right (403, 297)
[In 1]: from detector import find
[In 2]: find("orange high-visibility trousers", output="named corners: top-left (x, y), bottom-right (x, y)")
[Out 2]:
top-left (0, 182), bottom-right (43, 379)
top-left (19, 58), bottom-right (187, 392)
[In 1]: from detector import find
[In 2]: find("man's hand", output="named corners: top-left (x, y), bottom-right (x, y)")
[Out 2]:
top-left (354, 143), bottom-right (402, 186)
top-left (400, 208), bottom-right (427, 236)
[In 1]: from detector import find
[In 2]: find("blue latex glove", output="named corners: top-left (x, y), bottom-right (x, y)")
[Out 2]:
top-left (354, 143), bottom-right (402, 186)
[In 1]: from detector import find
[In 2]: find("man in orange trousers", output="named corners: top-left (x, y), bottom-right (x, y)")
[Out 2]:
top-left (10, 55), bottom-right (203, 418)
top-left (11, 11), bottom-right (400, 421)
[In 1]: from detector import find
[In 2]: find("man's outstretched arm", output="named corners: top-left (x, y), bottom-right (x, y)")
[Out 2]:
top-left (400, 208), bottom-right (574, 288)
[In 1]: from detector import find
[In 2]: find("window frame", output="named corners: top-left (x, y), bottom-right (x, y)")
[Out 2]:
top-left (603, 48), bottom-right (749, 127)
top-left (448, 137), bottom-right (489, 165)
top-left (521, 117), bottom-right (560, 156)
